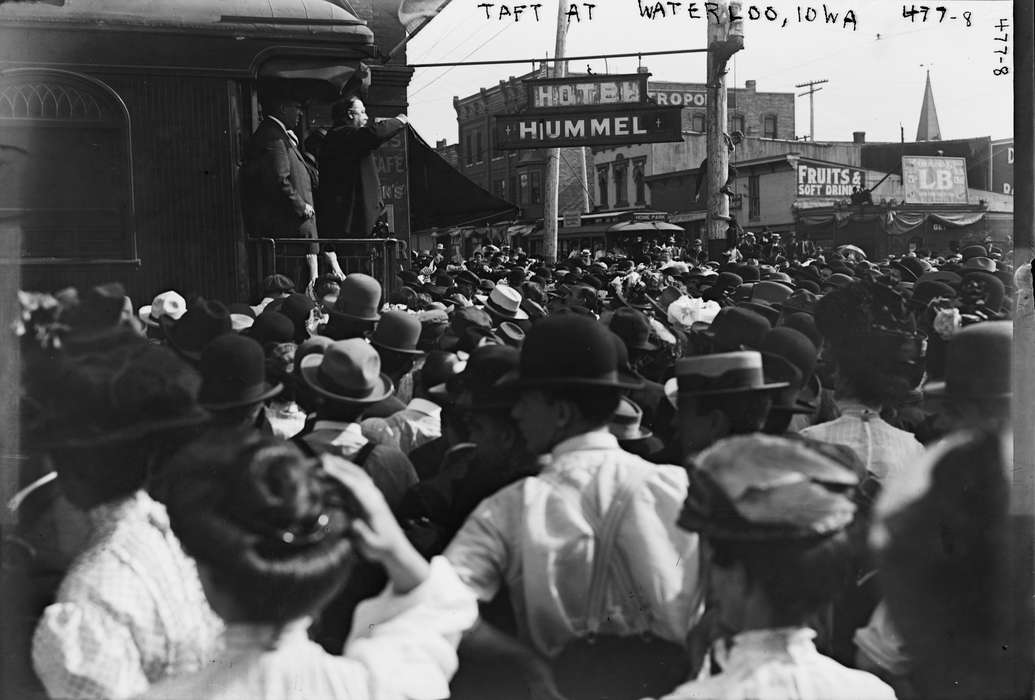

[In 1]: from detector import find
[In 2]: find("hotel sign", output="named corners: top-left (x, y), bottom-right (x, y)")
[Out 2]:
top-left (526, 73), bottom-right (649, 109)
top-left (902, 156), bottom-right (969, 204)
top-left (493, 105), bottom-right (683, 149)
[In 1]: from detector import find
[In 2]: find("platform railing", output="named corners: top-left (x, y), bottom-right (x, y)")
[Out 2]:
top-left (246, 237), bottom-right (408, 300)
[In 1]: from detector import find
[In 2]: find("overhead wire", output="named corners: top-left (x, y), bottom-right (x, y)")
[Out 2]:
top-left (409, 22), bottom-right (517, 99)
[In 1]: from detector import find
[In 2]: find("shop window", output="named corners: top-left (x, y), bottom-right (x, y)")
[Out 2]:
top-left (748, 174), bottom-right (760, 221)
top-left (519, 172), bottom-right (529, 203)
top-left (763, 114), bottom-right (777, 139)
top-left (691, 112), bottom-right (705, 132)
top-left (597, 166), bottom-right (609, 209)
top-left (530, 170), bottom-right (542, 204)
top-left (0, 69), bottom-right (135, 261)
top-left (731, 113), bottom-right (745, 134)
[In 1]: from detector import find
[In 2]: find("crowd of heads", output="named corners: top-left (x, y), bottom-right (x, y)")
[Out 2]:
top-left (11, 231), bottom-right (1030, 699)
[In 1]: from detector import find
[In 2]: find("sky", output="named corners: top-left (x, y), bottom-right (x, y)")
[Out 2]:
top-left (405, 0), bottom-right (1014, 146)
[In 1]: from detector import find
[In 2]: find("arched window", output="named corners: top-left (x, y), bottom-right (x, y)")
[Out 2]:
top-left (763, 114), bottom-right (778, 139)
top-left (0, 69), bottom-right (135, 262)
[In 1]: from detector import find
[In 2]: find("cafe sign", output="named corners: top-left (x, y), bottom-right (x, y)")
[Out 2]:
top-left (902, 156), bottom-right (969, 204)
top-left (493, 105), bottom-right (683, 150)
top-left (796, 161), bottom-right (865, 197)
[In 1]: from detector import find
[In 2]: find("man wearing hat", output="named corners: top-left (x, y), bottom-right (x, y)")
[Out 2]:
top-left (138, 290), bottom-right (186, 341)
top-left (666, 351), bottom-right (787, 460)
top-left (323, 273), bottom-right (382, 340)
top-left (197, 334), bottom-right (283, 431)
top-left (252, 273), bottom-right (295, 315)
top-left (445, 315), bottom-right (703, 700)
top-left (31, 341), bottom-right (221, 700)
top-left (160, 298), bottom-right (233, 367)
top-left (297, 339), bottom-right (417, 509)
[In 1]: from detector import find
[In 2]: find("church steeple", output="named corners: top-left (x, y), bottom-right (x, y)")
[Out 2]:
top-left (915, 69), bottom-right (942, 141)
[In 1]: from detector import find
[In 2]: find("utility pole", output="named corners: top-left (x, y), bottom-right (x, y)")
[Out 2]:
top-left (795, 78), bottom-right (828, 141)
top-left (705, 1), bottom-right (744, 260)
top-left (542, 2), bottom-right (568, 265)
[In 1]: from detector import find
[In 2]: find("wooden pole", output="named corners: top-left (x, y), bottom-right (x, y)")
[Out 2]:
top-left (542, 3), bottom-right (568, 265)
top-left (705, 1), bottom-right (743, 261)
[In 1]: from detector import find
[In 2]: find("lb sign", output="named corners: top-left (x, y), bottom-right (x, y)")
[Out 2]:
top-left (902, 156), bottom-right (969, 204)
top-left (796, 162), bottom-right (865, 197)
top-left (493, 105), bottom-right (683, 149)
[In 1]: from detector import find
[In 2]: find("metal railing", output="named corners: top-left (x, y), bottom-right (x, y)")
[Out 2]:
top-left (247, 237), bottom-right (408, 300)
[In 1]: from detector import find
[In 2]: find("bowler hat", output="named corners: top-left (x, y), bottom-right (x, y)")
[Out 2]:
top-left (161, 298), bottom-right (232, 362)
top-left (797, 280), bottom-right (821, 294)
top-left (246, 310), bottom-right (295, 346)
top-left (760, 327), bottom-right (818, 383)
top-left (454, 344), bottom-right (522, 410)
top-left (924, 320), bottom-right (1011, 400)
top-left (483, 285), bottom-right (529, 321)
top-left (272, 294), bottom-right (317, 342)
top-left (739, 301), bottom-right (780, 327)
top-left (336, 274), bottom-right (382, 322)
top-left (262, 273), bottom-right (296, 296)
top-left (960, 244), bottom-right (987, 261)
top-left (609, 307), bottom-right (657, 352)
top-left (371, 310), bottom-right (425, 355)
top-left (781, 312), bottom-right (823, 349)
top-left (498, 314), bottom-right (642, 390)
top-left (666, 351), bottom-right (788, 398)
top-left (961, 256), bottom-right (997, 274)
top-left (299, 339), bottom-right (394, 404)
top-left (752, 281), bottom-right (795, 306)
top-left (199, 334), bottom-right (283, 410)
top-left (704, 306), bottom-right (772, 351)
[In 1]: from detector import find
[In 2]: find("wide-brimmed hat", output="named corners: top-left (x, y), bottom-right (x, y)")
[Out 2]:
top-left (665, 351), bottom-right (789, 399)
top-left (199, 334), bottom-right (283, 410)
top-left (960, 244), bottom-right (987, 261)
top-left (43, 341), bottom-right (209, 447)
top-left (161, 298), bottom-right (233, 362)
top-left (370, 310), bottom-right (425, 355)
top-left (608, 396), bottom-right (652, 441)
top-left (678, 434), bottom-right (859, 540)
top-left (335, 274), bottom-right (382, 322)
top-left (892, 257), bottom-right (928, 283)
top-left (924, 320), bottom-right (1011, 400)
top-left (961, 256), bottom-right (997, 274)
top-left (299, 338), bottom-right (394, 404)
top-left (498, 314), bottom-right (642, 390)
top-left (138, 291), bottom-right (187, 328)
top-left (609, 307), bottom-right (658, 352)
top-left (483, 285), bottom-right (529, 321)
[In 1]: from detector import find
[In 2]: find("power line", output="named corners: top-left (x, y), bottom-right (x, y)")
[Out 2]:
top-left (407, 46), bottom-right (709, 69)
top-left (409, 22), bottom-right (516, 99)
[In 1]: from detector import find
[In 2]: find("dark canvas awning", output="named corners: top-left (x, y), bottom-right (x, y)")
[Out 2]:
top-left (408, 126), bottom-right (518, 232)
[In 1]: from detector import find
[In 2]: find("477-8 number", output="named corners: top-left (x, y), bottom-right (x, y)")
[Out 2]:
top-left (902, 5), bottom-right (972, 26)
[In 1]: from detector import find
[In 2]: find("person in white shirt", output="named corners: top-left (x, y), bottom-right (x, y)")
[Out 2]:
top-left (140, 429), bottom-right (478, 700)
top-left (445, 315), bottom-right (703, 700)
top-left (657, 434), bottom-right (896, 700)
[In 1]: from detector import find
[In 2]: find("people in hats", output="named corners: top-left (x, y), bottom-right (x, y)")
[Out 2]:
top-left (161, 298), bottom-right (233, 365)
top-left (334, 273), bottom-right (382, 326)
top-left (701, 306), bottom-right (771, 353)
top-left (297, 339), bottom-right (417, 510)
top-left (665, 351), bottom-right (787, 460)
top-left (60, 282), bottom-right (145, 353)
top-left (664, 434), bottom-right (894, 700)
top-left (143, 429), bottom-right (477, 700)
top-left (365, 310), bottom-right (426, 412)
top-left (482, 284), bottom-right (529, 325)
top-left (608, 396), bottom-right (664, 461)
top-left (802, 283), bottom-right (925, 484)
top-left (761, 326), bottom-right (837, 434)
top-left (31, 342), bottom-right (222, 699)
top-left (198, 333), bottom-right (282, 429)
top-left (445, 314), bottom-right (702, 700)
top-left (138, 290), bottom-right (187, 333)
top-left (253, 273), bottom-right (295, 315)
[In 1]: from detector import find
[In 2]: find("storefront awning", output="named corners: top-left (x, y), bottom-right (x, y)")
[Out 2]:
top-left (408, 126), bottom-right (519, 231)
top-left (609, 220), bottom-right (685, 234)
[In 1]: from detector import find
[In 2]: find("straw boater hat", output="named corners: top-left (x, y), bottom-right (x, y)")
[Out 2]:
top-left (664, 350), bottom-right (788, 404)
top-left (299, 339), bottom-right (394, 404)
top-left (483, 285), bottom-right (529, 321)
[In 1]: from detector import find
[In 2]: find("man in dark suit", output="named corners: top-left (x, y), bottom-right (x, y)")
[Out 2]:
top-left (242, 91), bottom-right (319, 288)
top-left (317, 95), bottom-right (408, 238)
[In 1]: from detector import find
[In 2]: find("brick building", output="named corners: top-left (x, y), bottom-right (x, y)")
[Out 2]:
top-left (452, 67), bottom-right (592, 221)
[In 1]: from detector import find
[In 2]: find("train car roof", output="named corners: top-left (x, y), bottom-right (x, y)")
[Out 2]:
top-left (0, 0), bottom-right (374, 45)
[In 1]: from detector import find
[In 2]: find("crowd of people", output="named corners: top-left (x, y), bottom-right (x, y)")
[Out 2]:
top-left (7, 235), bottom-right (1033, 700)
